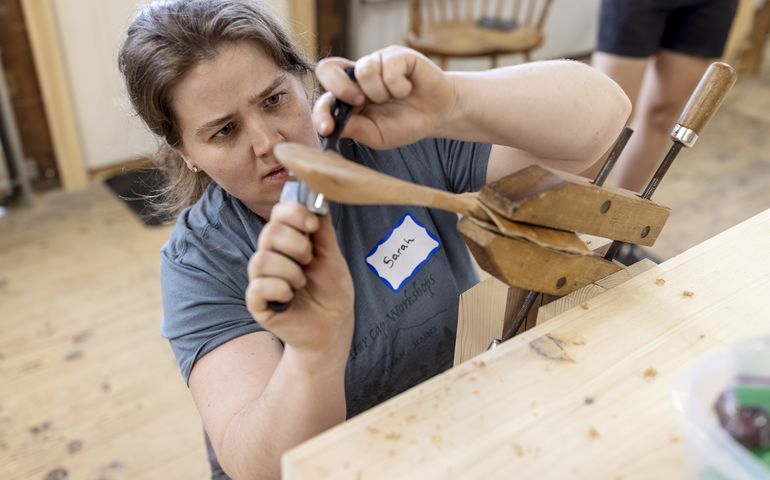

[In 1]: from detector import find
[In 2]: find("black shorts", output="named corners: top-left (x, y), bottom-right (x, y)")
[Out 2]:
top-left (597, 0), bottom-right (739, 58)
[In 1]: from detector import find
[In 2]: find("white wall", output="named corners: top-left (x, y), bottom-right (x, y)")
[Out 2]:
top-left (52, 0), bottom-right (156, 170)
top-left (51, 0), bottom-right (291, 170)
top-left (349, 0), bottom-right (601, 69)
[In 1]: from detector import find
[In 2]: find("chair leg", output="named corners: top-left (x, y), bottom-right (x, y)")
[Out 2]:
top-left (490, 55), bottom-right (497, 69)
top-left (742, 0), bottom-right (770, 76)
top-left (438, 56), bottom-right (447, 70)
top-left (523, 51), bottom-right (532, 63)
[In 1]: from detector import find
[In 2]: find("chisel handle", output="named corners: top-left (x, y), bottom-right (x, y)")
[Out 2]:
top-left (673, 62), bottom-right (737, 147)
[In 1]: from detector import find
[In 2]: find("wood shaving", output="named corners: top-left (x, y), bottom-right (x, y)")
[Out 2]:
top-left (584, 396), bottom-right (595, 405)
top-left (512, 443), bottom-right (524, 457)
top-left (655, 278), bottom-right (666, 286)
top-left (529, 335), bottom-right (576, 363)
top-left (643, 367), bottom-right (658, 380)
top-left (588, 427), bottom-right (599, 439)
top-left (683, 290), bottom-right (695, 297)
top-left (580, 303), bottom-right (589, 310)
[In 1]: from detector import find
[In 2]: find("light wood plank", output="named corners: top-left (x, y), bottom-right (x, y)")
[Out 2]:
top-left (19, 0), bottom-right (88, 191)
top-left (536, 259), bottom-right (656, 325)
top-left (453, 277), bottom-right (528, 365)
top-left (283, 208), bottom-right (770, 480)
top-left (288, 0), bottom-right (318, 59)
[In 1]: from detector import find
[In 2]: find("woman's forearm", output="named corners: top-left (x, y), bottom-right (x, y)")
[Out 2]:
top-left (218, 345), bottom-right (348, 480)
top-left (438, 60), bottom-right (631, 164)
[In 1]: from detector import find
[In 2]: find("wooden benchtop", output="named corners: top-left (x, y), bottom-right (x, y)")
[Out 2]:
top-left (282, 208), bottom-right (770, 480)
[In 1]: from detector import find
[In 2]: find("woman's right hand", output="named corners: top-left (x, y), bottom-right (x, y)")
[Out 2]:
top-left (246, 202), bottom-right (354, 357)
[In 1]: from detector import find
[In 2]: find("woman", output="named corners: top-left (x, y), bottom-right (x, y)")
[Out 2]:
top-left (119, 1), bottom-right (630, 478)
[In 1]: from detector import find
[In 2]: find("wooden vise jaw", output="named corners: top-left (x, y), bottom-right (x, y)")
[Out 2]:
top-left (479, 164), bottom-right (670, 246)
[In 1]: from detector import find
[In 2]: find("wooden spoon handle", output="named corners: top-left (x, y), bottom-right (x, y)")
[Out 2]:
top-left (274, 143), bottom-right (485, 218)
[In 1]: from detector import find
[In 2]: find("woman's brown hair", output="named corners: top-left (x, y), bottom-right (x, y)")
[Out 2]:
top-left (118, 0), bottom-right (313, 219)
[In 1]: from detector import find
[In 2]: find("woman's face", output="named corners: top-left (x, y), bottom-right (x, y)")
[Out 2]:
top-left (172, 41), bottom-right (319, 218)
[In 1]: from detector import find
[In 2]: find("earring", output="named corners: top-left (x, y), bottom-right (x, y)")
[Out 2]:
top-left (192, 165), bottom-right (199, 173)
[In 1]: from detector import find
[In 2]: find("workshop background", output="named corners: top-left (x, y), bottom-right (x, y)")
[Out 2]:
top-left (0, 0), bottom-right (768, 478)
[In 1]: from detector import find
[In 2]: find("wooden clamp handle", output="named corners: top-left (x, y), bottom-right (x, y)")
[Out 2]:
top-left (677, 62), bottom-right (737, 137)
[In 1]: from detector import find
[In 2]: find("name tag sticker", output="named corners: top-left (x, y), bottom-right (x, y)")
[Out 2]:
top-left (365, 213), bottom-right (440, 291)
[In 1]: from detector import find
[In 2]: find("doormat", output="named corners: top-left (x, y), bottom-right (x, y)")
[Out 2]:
top-left (104, 168), bottom-right (170, 226)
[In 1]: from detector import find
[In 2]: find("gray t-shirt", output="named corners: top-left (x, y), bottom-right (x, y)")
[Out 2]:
top-left (160, 136), bottom-right (490, 418)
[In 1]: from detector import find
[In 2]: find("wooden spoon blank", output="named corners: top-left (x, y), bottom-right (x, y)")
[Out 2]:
top-left (274, 143), bottom-right (487, 218)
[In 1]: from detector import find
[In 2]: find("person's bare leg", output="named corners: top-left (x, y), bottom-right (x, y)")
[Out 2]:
top-left (612, 49), bottom-right (712, 192)
top-left (592, 51), bottom-right (648, 106)
top-left (582, 52), bottom-right (648, 179)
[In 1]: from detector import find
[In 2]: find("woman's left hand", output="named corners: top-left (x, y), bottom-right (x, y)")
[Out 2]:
top-left (313, 46), bottom-right (456, 149)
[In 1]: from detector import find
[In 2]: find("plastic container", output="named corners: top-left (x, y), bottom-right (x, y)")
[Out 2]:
top-left (672, 336), bottom-right (770, 480)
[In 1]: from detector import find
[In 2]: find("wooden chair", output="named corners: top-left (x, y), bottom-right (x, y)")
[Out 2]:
top-left (407, 0), bottom-right (554, 69)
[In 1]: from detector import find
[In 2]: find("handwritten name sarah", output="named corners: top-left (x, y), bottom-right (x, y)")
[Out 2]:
top-left (382, 237), bottom-right (415, 269)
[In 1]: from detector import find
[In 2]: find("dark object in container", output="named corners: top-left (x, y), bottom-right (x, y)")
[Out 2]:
top-left (714, 386), bottom-right (770, 450)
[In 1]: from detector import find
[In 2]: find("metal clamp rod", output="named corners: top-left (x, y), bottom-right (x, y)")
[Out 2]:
top-left (501, 290), bottom-right (539, 341)
top-left (593, 127), bottom-right (634, 187)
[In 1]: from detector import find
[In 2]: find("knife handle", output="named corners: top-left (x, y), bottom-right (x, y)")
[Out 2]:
top-left (321, 67), bottom-right (358, 152)
top-left (673, 62), bottom-right (737, 147)
top-left (267, 299), bottom-right (292, 313)
top-left (266, 181), bottom-right (307, 313)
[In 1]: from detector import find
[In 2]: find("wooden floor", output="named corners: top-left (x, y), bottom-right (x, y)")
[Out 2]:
top-left (0, 189), bottom-right (208, 478)
top-left (1, 55), bottom-right (769, 479)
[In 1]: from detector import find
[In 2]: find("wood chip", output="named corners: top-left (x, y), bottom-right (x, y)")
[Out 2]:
top-left (643, 367), bottom-right (658, 380)
top-left (529, 335), bottom-right (576, 363)
top-left (580, 303), bottom-right (589, 310)
top-left (584, 396), bottom-right (595, 405)
top-left (512, 443), bottom-right (524, 457)
top-left (683, 290), bottom-right (695, 297)
top-left (587, 427), bottom-right (599, 439)
top-left (655, 278), bottom-right (666, 286)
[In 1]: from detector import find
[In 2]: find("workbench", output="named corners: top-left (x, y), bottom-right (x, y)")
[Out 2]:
top-left (282, 207), bottom-right (770, 479)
